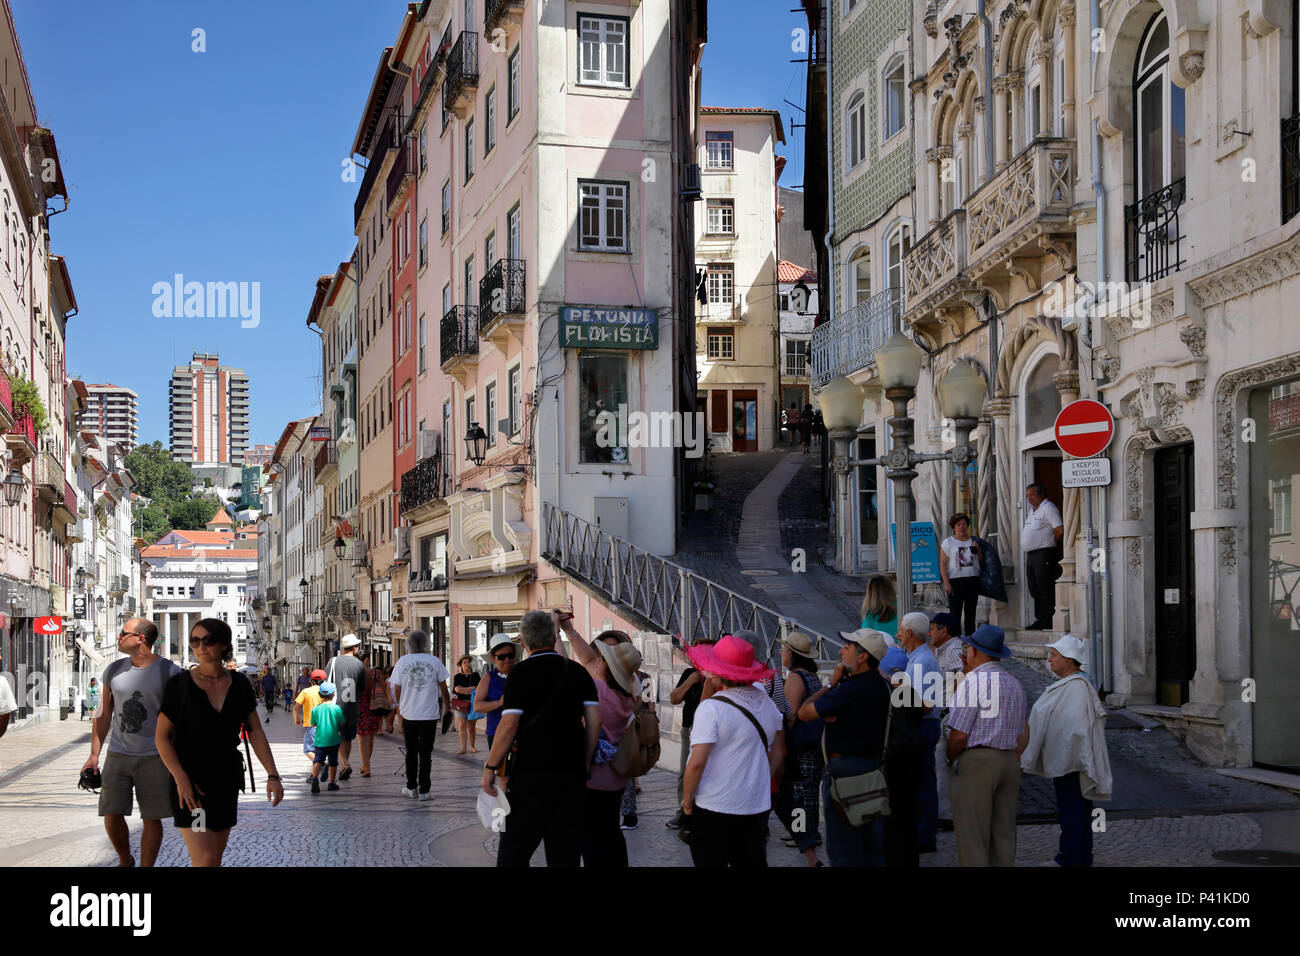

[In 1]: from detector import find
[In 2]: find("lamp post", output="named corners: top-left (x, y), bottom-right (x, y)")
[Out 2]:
top-left (819, 333), bottom-right (985, 614)
top-left (3, 467), bottom-right (24, 506)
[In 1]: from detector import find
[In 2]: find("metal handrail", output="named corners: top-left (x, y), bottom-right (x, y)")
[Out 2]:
top-left (540, 502), bottom-right (843, 664)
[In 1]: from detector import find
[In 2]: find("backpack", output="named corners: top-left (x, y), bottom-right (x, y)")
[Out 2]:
top-left (610, 701), bottom-right (660, 778)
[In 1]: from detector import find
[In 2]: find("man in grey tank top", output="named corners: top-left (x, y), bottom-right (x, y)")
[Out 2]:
top-left (81, 618), bottom-right (181, 867)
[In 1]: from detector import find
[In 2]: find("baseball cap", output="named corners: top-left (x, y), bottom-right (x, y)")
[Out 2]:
top-left (310, 669), bottom-right (327, 681)
top-left (838, 628), bottom-right (891, 663)
top-left (319, 681), bottom-right (336, 697)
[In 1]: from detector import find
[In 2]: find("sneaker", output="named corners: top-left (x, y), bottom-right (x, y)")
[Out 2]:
top-left (620, 814), bottom-right (638, 830)
top-left (311, 778), bottom-right (320, 794)
top-left (327, 783), bottom-right (340, 792)
top-left (401, 787), bottom-right (418, 798)
top-left (418, 791), bottom-right (432, 801)
top-left (665, 815), bottom-right (681, 830)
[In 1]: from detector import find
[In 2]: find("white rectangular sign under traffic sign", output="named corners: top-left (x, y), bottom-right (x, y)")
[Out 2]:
top-left (1062, 457), bottom-right (1112, 487)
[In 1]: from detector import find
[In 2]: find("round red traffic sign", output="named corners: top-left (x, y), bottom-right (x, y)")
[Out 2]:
top-left (1054, 399), bottom-right (1114, 458)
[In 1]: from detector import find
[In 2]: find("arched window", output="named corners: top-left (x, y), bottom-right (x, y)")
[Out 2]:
top-left (1052, 31), bottom-right (1067, 136)
top-left (846, 91), bottom-right (866, 170)
top-left (1022, 349), bottom-right (1061, 445)
top-left (1025, 42), bottom-right (1042, 142)
top-left (883, 56), bottom-right (906, 140)
top-left (1134, 13), bottom-right (1186, 200)
top-left (847, 247), bottom-right (871, 306)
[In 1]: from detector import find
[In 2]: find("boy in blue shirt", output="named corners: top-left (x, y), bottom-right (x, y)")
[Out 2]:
top-left (310, 683), bottom-right (346, 794)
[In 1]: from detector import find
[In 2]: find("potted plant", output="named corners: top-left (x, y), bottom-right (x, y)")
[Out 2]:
top-left (4, 372), bottom-right (49, 437)
top-left (693, 480), bottom-right (715, 511)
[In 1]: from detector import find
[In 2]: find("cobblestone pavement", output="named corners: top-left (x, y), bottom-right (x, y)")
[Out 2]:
top-left (1, 705), bottom-right (1298, 866)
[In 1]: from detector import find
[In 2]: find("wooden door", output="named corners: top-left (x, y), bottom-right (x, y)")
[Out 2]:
top-left (1154, 444), bottom-right (1195, 705)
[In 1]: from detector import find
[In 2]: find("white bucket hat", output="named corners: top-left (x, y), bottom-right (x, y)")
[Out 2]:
top-left (341, 634), bottom-right (361, 649)
top-left (1046, 633), bottom-right (1087, 665)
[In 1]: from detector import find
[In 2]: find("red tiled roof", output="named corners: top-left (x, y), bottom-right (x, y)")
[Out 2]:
top-left (207, 507), bottom-right (233, 527)
top-left (167, 530), bottom-right (235, 545)
top-left (777, 260), bottom-right (817, 283)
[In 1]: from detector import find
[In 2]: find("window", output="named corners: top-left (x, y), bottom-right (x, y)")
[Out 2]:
top-left (508, 203), bottom-right (521, 260)
top-left (886, 225), bottom-right (911, 304)
top-left (705, 131), bottom-right (734, 169)
top-left (579, 353), bottom-right (629, 463)
top-left (441, 180), bottom-right (451, 235)
top-left (418, 313), bottom-right (427, 373)
top-left (418, 215), bottom-right (428, 268)
top-left (485, 231), bottom-right (496, 270)
top-left (884, 57), bottom-right (906, 140)
top-left (848, 247), bottom-right (871, 306)
top-left (508, 46), bottom-right (521, 120)
top-left (1273, 478), bottom-right (1294, 536)
top-left (442, 282), bottom-right (451, 316)
top-left (783, 337), bottom-right (810, 376)
top-left (1134, 14), bottom-right (1185, 200)
top-left (508, 365), bottom-right (521, 435)
top-left (707, 263), bottom-right (734, 314)
top-left (442, 399), bottom-right (453, 478)
top-left (1026, 44), bottom-right (1042, 143)
top-left (464, 256), bottom-right (475, 302)
top-left (846, 91), bottom-right (866, 170)
top-left (578, 180), bottom-right (628, 252)
top-left (578, 15), bottom-right (628, 87)
top-left (706, 329), bottom-right (735, 360)
top-left (419, 122), bottom-right (428, 173)
top-left (464, 118), bottom-right (475, 182)
top-left (1022, 351), bottom-right (1062, 441)
top-left (706, 198), bottom-right (735, 234)
top-left (465, 395), bottom-right (476, 439)
top-left (485, 86), bottom-right (497, 154)
top-left (485, 382), bottom-right (497, 447)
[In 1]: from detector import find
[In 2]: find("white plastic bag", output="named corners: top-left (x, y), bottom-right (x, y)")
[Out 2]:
top-left (476, 787), bottom-right (511, 832)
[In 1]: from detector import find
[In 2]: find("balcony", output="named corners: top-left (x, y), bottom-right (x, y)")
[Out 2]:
top-left (54, 479), bottom-right (76, 526)
top-left (478, 258), bottom-right (527, 348)
top-left (409, 568), bottom-right (449, 593)
top-left (354, 118), bottom-right (397, 225)
top-left (440, 306), bottom-right (480, 386)
top-left (109, 574), bottom-right (129, 597)
top-left (399, 454), bottom-right (447, 524)
top-left (811, 288), bottom-right (901, 386)
top-left (35, 448), bottom-right (63, 502)
top-left (485, 0), bottom-right (526, 35)
top-left (0, 375), bottom-right (12, 430)
top-left (5, 411), bottom-right (37, 465)
top-left (1125, 179), bottom-right (1186, 285)
top-left (443, 31), bottom-right (479, 120)
top-left (696, 300), bottom-right (742, 324)
top-left (386, 137), bottom-right (416, 217)
top-left (314, 440), bottom-right (338, 484)
top-left (1284, 114), bottom-right (1300, 224)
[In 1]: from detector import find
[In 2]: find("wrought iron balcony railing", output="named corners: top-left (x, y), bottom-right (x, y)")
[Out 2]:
top-left (1125, 178), bottom-right (1186, 285)
top-left (479, 258), bottom-right (526, 328)
top-left (485, 0), bottom-right (526, 35)
top-left (443, 32), bottom-right (479, 116)
top-left (399, 453), bottom-right (447, 517)
top-left (314, 440), bottom-right (337, 483)
top-left (386, 137), bottom-right (416, 214)
top-left (409, 569), bottom-right (449, 593)
top-left (541, 502), bottom-right (843, 666)
top-left (354, 118), bottom-right (397, 225)
top-left (440, 306), bottom-right (480, 366)
top-left (810, 287), bottom-right (901, 386)
top-left (1284, 114), bottom-right (1300, 224)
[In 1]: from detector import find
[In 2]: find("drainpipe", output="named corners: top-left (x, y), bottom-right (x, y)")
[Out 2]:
top-left (822, 7), bottom-right (844, 571)
top-left (977, 0), bottom-right (995, 183)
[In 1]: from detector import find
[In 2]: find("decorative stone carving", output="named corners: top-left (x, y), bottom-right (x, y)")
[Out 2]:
top-left (1214, 352), bottom-right (1300, 509)
top-left (1004, 69), bottom-right (1025, 93)
top-left (1155, 383), bottom-right (1182, 427)
top-left (1097, 351), bottom-right (1121, 381)
top-left (1127, 539), bottom-right (1141, 570)
top-left (924, 0), bottom-right (940, 38)
top-left (1189, 233), bottom-right (1300, 308)
top-left (1186, 380), bottom-right (1205, 399)
top-left (994, 315), bottom-right (1078, 397)
top-left (1178, 324), bottom-right (1206, 360)
top-left (973, 95), bottom-right (985, 113)
top-left (926, 145), bottom-right (953, 163)
top-left (1179, 52), bottom-right (1204, 81)
top-left (1058, 3), bottom-right (1076, 27)
top-left (1219, 527), bottom-right (1237, 569)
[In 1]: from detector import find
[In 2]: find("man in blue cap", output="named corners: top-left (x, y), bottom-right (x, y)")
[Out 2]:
top-left (928, 611), bottom-right (965, 829)
top-left (946, 624), bottom-right (1028, 866)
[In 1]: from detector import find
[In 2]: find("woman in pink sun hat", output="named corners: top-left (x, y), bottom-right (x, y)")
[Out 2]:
top-left (680, 635), bottom-right (785, 867)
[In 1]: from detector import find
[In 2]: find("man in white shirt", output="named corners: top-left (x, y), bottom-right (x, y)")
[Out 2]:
top-left (0, 653), bottom-right (18, 740)
top-left (1022, 483), bottom-right (1064, 630)
top-left (388, 630), bottom-right (451, 800)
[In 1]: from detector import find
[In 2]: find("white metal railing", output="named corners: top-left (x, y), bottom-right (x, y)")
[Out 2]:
top-left (810, 287), bottom-right (900, 386)
top-left (541, 502), bottom-right (843, 664)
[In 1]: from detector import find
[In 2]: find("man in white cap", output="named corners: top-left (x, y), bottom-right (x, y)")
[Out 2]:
top-left (326, 634), bottom-right (368, 781)
top-left (1021, 634), bottom-right (1111, 866)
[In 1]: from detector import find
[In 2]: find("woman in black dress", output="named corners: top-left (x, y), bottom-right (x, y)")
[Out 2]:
top-left (155, 618), bottom-right (284, 866)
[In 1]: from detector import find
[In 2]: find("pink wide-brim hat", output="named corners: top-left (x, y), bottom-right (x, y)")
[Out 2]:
top-left (686, 635), bottom-right (775, 684)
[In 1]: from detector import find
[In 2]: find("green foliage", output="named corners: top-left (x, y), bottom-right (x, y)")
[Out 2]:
top-left (124, 442), bottom-right (192, 508)
top-left (169, 496), bottom-right (220, 531)
top-left (6, 374), bottom-right (49, 436)
top-left (137, 503), bottom-right (171, 543)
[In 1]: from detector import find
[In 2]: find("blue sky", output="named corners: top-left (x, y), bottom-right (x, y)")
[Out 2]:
top-left (14, 0), bottom-right (808, 447)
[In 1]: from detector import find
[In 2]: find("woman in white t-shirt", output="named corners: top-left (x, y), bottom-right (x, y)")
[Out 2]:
top-left (940, 512), bottom-right (981, 638)
top-left (680, 635), bottom-right (785, 867)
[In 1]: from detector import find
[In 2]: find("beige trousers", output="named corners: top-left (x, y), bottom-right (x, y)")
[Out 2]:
top-left (949, 746), bottom-right (1020, 866)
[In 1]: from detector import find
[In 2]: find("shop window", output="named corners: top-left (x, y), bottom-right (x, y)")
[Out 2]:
top-left (579, 353), bottom-right (629, 463)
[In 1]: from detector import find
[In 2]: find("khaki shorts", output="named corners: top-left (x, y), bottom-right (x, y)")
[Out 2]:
top-left (98, 752), bottom-right (174, 820)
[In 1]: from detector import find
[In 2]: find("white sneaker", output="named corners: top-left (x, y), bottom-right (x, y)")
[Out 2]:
top-left (418, 792), bottom-right (432, 801)
top-left (401, 787), bottom-right (417, 798)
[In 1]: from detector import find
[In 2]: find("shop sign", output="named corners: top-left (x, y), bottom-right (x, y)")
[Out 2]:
top-left (560, 306), bottom-right (658, 349)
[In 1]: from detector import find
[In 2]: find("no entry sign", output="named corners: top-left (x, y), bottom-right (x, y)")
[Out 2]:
top-left (1054, 400), bottom-right (1114, 458)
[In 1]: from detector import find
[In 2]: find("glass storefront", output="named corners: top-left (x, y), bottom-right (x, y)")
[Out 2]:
top-left (1249, 381), bottom-right (1300, 771)
top-left (464, 617), bottom-right (522, 663)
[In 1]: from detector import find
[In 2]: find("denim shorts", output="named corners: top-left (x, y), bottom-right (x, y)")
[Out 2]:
top-left (302, 726), bottom-right (317, 755)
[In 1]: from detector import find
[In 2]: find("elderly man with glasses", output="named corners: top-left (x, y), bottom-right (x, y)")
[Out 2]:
top-left (80, 618), bottom-right (182, 867)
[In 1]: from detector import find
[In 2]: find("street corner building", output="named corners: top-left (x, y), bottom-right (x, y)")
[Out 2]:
top-left (805, 0), bottom-right (1300, 771)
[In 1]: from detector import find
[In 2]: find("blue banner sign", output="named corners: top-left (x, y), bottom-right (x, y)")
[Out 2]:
top-left (889, 521), bottom-right (942, 584)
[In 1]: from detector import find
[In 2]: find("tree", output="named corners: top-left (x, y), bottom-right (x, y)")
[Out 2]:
top-left (136, 503), bottom-right (171, 543)
top-left (169, 496), bottom-right (220, 531)
top-left (125, 442), bottom-right (192, 508)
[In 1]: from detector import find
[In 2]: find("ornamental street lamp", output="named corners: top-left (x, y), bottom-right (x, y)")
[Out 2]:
top-left (820, 332), bottom-right (985, 612)
top-left (464, 423), bottom-right (488, 466)
top-left (95, 594), bottom-right (106, 612)
top-left (333, 536), bottom-right (347, 560)
top-left (75, 567), bottom-right (87, 589)
top-left (3, 468), bottom-right (25, 506)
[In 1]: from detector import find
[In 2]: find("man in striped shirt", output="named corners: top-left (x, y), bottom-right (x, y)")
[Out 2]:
top-left (929, 612), bottom-right (965, 828)
top-left (946, 625), bottom-right (1029, 866)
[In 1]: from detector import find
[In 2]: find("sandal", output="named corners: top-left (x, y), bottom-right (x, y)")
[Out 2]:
top-left (360, 770), bottom-right (371, 777)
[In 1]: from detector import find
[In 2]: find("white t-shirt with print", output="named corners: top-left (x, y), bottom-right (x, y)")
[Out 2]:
top-left (0, 673), bottom-right (16, 716)
top-left (690, 684), bottom-right (783, 815)
top-left (941, 536), bottom-right (980, 579)
top-left (388, 653), bottom-right (451, 721)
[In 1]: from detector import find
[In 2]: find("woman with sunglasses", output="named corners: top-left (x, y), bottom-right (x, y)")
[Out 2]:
top-left (474, 633), bottom-right (519, 751)
top-left (155, 618), bottom-right (284, 867)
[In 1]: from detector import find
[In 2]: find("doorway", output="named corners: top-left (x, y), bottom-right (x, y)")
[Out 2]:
top-left (855, 435), bottom-right (879, 568)
top-left (1153, 443), bottom-right (1195, 706)
top-left (1021, 448), bottom-right (1063, 626)
top-left (732, 390), bottom-right (758, 452)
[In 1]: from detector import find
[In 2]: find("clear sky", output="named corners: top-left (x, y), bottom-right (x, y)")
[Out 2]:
top-left (13, 0), bottom-right (808, 447)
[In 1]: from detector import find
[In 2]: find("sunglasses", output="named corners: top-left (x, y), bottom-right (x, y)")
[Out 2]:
top-left (189, 635), bottom-right (223, 647)
top-left (118, 630), bottom-right (144, 639)
top-left (493, 651), bottom-right (516, 661)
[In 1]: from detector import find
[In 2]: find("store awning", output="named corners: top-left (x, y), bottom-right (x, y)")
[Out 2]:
top-left (699, 365), bottom-right (764, 386)
top-left (408, 599), bottom-right (447, 616)
top-left (449, 572), bottom-right (529, 607)
top-left (75, 637), bottom-right (105, 667)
